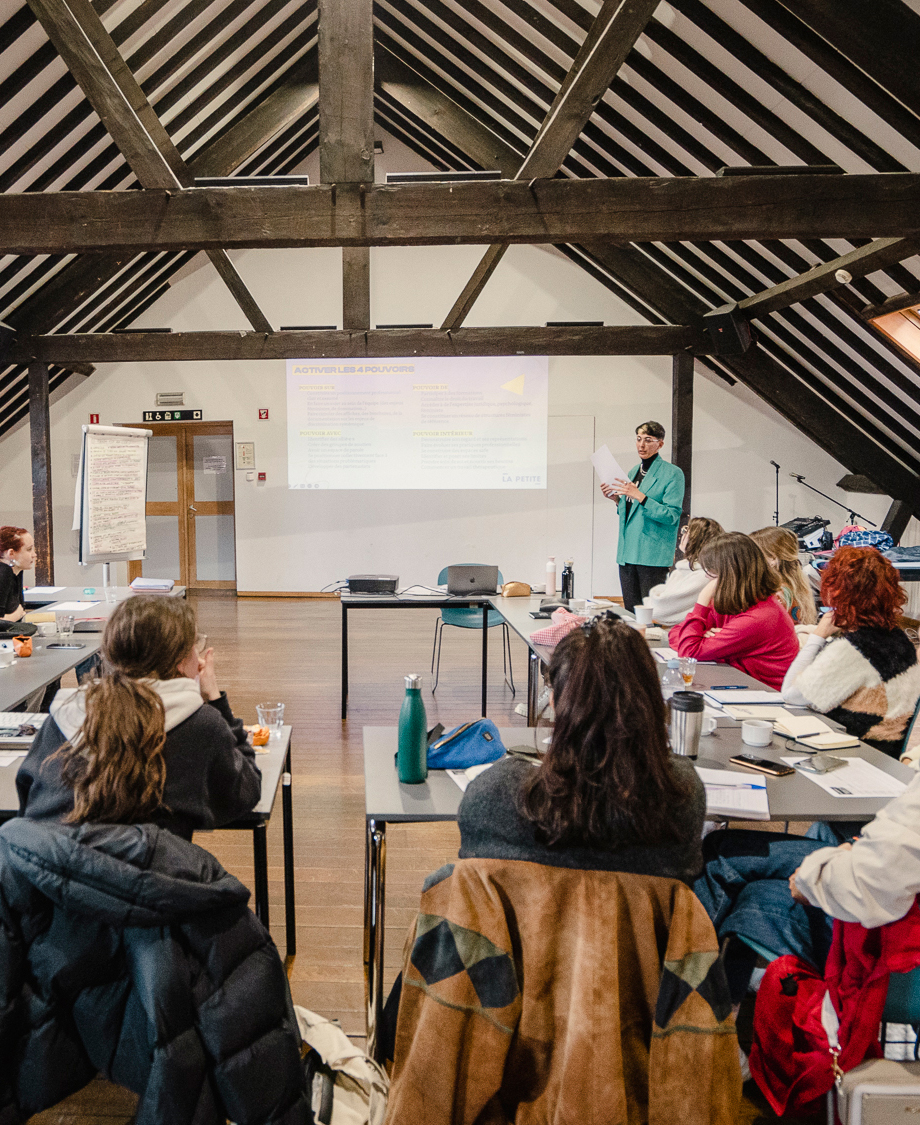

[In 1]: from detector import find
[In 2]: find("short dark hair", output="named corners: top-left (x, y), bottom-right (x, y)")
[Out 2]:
top-left (636, 420), bottom-right (665, 440)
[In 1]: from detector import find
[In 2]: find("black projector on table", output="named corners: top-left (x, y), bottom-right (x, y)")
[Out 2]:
top-left (347, 574), bottom-right (399, 595)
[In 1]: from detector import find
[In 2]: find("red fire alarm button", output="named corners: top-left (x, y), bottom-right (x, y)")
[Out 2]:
top-left (258, 408), bottom-right (269, 420)
top-left (90, 414), bottom-right (99, 424)
top-left (258, 472), bottom-right (266, 482)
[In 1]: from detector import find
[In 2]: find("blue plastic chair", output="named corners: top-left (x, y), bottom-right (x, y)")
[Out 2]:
top-left (430, 565), bottom-right (515, 695)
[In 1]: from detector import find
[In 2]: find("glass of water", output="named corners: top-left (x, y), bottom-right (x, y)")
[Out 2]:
top-left (256, 701), bottom-right (285, 739)
top-left (679, 656), bottom-right (697, 687)
top-left (56, 612), bottom-right (76, 639)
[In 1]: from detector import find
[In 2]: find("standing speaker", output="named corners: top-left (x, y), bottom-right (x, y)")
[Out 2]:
top-left (703, 308), bottom-right (752, 355)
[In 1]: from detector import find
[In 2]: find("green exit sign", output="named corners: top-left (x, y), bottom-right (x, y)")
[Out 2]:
top-left (143, 409), bottom-right (202, 422)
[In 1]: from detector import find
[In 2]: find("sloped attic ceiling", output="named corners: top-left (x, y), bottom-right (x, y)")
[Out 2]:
top-left (1, 0), bottom-right (919, 514)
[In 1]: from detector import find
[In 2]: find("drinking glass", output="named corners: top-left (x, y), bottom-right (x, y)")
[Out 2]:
top-left (56, 612), bottom-right (75, 639)
top-left (256, 701), bottom-right (285, 739)
top-left (679, 656), bottom-right (697, 687)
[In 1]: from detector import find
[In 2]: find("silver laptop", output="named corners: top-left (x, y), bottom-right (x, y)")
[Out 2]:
top-left (446, 564), bottom-right (499, 595)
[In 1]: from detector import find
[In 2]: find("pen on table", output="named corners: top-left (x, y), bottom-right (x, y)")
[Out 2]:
top-left (704, 783), bottom-right (766, 790)
top-left (710, 685), bottom-right (748, 690)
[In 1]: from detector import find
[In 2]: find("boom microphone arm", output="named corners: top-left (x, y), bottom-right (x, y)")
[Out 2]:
top-left (788, 473), bottom-right (877, 527)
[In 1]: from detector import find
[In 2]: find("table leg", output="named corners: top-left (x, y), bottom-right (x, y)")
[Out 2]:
top-left (364, 818), bottom-right (387, 1063)
top-left (341, 602), bottom-right (349, 721)
top-left (527, 649), bottom-right (541, 727)
top-left (481, 604), bottom-right (488, 717)
top-left (282, 743), bottom-right (296, 960)
top-left (252, 821), bottom-right (269, 927)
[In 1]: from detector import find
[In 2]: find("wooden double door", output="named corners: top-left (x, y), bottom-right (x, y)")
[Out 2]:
top-left (126, 421), bottom-right (237, 594)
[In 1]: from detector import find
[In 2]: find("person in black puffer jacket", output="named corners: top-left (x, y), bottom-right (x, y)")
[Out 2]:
top-left (0, 817), bottom-right (310, 1124)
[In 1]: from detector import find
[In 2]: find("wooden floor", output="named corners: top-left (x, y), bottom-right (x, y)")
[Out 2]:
top-left (29, 596), bottom-right (800, 1123)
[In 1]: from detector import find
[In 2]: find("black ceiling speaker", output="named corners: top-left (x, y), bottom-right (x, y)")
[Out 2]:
top-left (703, 307), bottom-right (752, 355)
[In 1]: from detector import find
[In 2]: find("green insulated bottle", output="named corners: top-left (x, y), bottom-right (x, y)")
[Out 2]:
top-left (397, 674), bottom-right (428, 784)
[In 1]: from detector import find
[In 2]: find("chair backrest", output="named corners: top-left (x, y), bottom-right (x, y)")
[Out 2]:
top-left (388, 858), bottom-right (740, 1125)
top-left (436, 564), bottom-right (504, 585)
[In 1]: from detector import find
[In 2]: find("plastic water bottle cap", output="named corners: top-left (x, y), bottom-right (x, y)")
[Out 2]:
top-left (405, 674), bottom-right (421, 689)
top-left (83, 588), bottom-right (95, 595)
top-left (667, 658), bottom-right (680, 668)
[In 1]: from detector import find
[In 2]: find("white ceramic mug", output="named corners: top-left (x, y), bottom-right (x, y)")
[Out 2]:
top-left (741, 719), bottom-right (773, 747)
top-left (701, 715), bottom-right (718, 737)
top-left (38, 622), bottom-right (56, 636)
top-left (634, 605), bottom-right (654, 626)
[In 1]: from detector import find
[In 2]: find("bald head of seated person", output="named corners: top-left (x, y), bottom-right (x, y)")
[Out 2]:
top-left (0, 526), bottom-right (36, 622)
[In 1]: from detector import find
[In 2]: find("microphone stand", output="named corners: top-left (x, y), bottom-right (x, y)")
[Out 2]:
top-left (788, 474), bottom-right (877, 527)
top-left (769, 461), bottom-right (780, 526)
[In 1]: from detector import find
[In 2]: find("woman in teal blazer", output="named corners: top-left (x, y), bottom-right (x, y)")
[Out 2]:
top-left (600, 422), bottom-right (685, 612)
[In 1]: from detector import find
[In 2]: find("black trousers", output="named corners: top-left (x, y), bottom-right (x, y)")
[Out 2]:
top-left (619, 563), bottom-right (670, 614)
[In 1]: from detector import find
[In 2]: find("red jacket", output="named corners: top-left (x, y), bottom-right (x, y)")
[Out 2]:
top-left (669, 597), bottom-right (799, 690)
top-left (749, 902), bottom-right (920, 1115)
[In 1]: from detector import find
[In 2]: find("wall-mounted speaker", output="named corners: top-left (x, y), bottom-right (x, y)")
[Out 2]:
top-left (703, 307), bottom-right (752, 355)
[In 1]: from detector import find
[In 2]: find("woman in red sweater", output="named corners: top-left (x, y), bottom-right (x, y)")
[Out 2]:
top-left (669, 532), bottom-right (799, 690)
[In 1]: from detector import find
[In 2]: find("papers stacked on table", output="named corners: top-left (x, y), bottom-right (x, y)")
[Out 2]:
top-left (446, 760), bottom-right (500, 793)
top-left (130, 577), bottom-right (175, 591)
top-left (0, 711), bottom-right (47, 752)
top-left (695, 766), bottom-right (770, 820)
top-left (781, 755), bottom-right (907, 799)
top-left (721, 706), bottom-right (861, 749)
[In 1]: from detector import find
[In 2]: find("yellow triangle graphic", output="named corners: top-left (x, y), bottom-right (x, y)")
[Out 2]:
top-left (501, 374), bottom-right (525, 395)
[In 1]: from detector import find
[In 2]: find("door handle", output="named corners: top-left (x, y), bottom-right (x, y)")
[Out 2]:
top-left (188, 505), bottom-right (197, 514)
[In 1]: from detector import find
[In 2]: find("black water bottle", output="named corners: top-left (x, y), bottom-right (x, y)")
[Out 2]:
top-left (561, 558), bottom-right (574, 601)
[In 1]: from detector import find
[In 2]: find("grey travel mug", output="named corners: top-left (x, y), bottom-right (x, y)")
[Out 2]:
top-left (670, 691), bottom-right (705, 759)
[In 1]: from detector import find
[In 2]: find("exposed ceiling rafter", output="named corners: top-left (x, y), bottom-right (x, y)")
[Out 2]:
top-left (441, 0), bottom-right (660, 330)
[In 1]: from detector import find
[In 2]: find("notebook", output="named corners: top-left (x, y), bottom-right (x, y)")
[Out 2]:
top-left (704, 689), bottom-right (780, 706)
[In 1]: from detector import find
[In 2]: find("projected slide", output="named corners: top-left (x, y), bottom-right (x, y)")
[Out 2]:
top-left (286, 356), bottom-right (548, 490)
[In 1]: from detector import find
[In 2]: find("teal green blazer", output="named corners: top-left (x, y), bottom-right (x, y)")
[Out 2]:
top-left (616, 456), bottom-right (685, 567)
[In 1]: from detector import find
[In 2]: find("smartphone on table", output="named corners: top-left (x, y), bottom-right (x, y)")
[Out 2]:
top-left (729, 754), bottom-right (795, 777)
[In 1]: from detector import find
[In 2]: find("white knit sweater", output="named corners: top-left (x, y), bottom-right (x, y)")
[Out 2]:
top-left (642, 560), bottom-right (710, 627)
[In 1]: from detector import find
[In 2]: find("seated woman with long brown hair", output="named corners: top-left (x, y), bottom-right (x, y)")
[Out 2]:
top-left (17, 594), bottom-right (261, 838)
top-left (782, 546), bottom-right (920, 758)
top-left (459, 612), bottom-right (705, 879)
top-left (384, 616), bottom-right (741, 1125)
top-left (669, 532), bottom-right (799, 690)
top-left (749, 525), bottom-right (818, 625)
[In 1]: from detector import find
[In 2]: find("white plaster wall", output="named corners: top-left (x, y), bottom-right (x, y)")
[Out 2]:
top-left (0, 239), bottom-right (896, 597)
top-left (0, 133), bottom-right (898, 596)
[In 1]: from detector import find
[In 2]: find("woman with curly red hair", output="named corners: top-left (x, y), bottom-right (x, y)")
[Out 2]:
top-left (782, 546), bottom-right (920, 758)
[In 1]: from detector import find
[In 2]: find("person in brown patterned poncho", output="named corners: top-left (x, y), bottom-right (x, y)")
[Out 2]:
top-left (385, 615), bottom-right (741, 1124)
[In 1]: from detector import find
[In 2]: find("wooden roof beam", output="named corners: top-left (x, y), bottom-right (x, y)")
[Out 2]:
top-left (319, 0), bottom-right (373, 331)
top-left (7, 74), bottom-right (320, 339)
top-left (733, 238), bottom-right (920, 319)
top-left (375, 49), bottom-right (521, 178)
top-left (11, 325), bottom-right (708, 363)
top-left (9, 174), bottom-right (920, 254)
top-left (442, 0), bottom-right (660, 330)
top-left (26, 0), bottom-right (273, 333)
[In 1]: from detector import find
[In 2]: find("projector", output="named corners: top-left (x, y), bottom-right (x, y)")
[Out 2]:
top-left (347, 574), bottom-right (399, 595)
